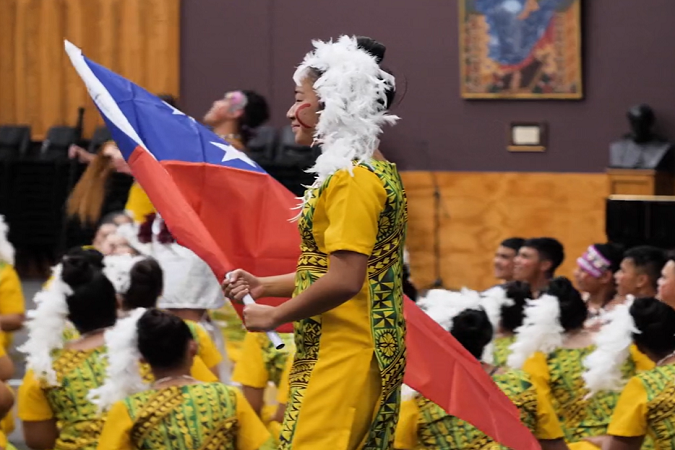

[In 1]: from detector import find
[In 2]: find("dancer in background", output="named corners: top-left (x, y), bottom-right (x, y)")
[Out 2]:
top-left (493, 237), bottom-right (526, 284)
top-left (224, 35), bottom-right (407, 450)
top-left (96, 309), bottom-right (271, 450)
top-left (17, 253), bottom-right (118, 450)
top-left (203, 90), bottom-right (270, 151)
top-left (0, 216), bottom-right (24, 350)
top-left (395, 289), bottom-right (567, 450)
top-left (513, 237), bottom-right (565, 297)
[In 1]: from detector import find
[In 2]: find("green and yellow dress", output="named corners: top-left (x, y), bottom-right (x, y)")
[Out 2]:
top-left (211, 303), bottom-right (247, 364)
top-left (492, 335), bottom-right (515, 368)
top-left (17, 348), bottom-right (109, 450)
top-left (395, 369), bottom-right (564, 449)
top-left (607, 364), bottom-right (675, 450)
top-left (97, 382), bottom-right (271, 450)
top-left (280, 161), bottom-right (407, 450)
top-left (0, 261), bottom-right (25, 350)
top-left (523, 346), bottom-right (646, 444)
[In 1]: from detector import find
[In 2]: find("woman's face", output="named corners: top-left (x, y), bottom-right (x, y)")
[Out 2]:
top-left (286, 77), bottom-right (320, 146)
top-left (658, 260), bottom-right (675, 307)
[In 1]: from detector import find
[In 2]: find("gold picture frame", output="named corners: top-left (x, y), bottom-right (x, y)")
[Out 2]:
top-left (459, 0), bottom-right (583, 100)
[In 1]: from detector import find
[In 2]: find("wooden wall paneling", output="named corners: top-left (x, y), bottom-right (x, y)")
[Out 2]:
top-left (39, 0), bottom-right (66, 134)
top-left (0, 0), bottom-right (17, 125)
top-left (0, 0), bottom-right (181, 139)
top-left (401, 172), bottom-right (608, 292)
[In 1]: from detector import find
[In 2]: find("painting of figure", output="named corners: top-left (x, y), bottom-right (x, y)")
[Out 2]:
top-left (460, 0), bottom-right (583, 99)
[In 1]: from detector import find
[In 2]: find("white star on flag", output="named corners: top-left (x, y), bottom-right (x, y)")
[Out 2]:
top-left (210, 142), bottom-right (258, 168)
top-left (163, 101), bottom-right (196, 122)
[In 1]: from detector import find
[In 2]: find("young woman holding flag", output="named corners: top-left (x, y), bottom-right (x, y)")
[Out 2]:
top-left (223, 35), bottom-right (407, 450)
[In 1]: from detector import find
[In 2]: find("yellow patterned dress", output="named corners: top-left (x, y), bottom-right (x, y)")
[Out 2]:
top-left (523, 346), bottom-right (641, 444)
top-left (0, 261), bottom-right (25, 350)
top-left (394, 370), bottom-right (564, 449)
top-left (281, 161), bottom-right (408, 450)
top-left (607, 364), bottom-right (675, 450)
top-left (97, 382), bottom-right (271, 450)
top-left (17, 348), bottom-right (109, 450)
top-left (492, 335), bottom-right (515, 368)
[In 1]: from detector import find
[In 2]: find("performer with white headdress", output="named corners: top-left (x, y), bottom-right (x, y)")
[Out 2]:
top-left (395, 288), bottom-right (566, 450)
top-left (93, 308), bottom-right (271, 450)
top-left (17, 250), bottom-right (118, 450)
top-left (508, 277), bottom-right (645, 448)
top-left (223, 35), bottom-right (407, 449)
top-left (0, 215), bottom-right (25, 349)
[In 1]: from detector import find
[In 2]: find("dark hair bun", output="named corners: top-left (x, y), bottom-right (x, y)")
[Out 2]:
top-left (545, 277), bottom-right (587, 332)
top-left (631, 297), bottom-right (675, 355)
top-left (356, 36), bottom-right (386, 64)
top-left (500, 281), bottom-right (531, 333)
top-left (137, 309), bottom-right (193, 369)
top-left (124, 258), bottom-right (163, 310)
top-left (62, 255), bottom-right (97, 289)
top-left (450, 308), bottom-right (493, 360)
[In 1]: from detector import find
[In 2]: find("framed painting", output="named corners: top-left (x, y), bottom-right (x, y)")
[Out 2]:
top-left (459, 0), bottom-right (583, 99)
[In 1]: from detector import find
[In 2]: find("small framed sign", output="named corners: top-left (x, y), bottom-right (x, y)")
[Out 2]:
top-left (508, 122), bottom-right (547, 152)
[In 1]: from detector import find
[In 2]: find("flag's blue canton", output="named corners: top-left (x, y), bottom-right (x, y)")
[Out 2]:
top-left (84, 56), bottom-right (266, 174)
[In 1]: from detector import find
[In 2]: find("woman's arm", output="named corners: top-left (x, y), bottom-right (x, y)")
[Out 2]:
top-left (23, 420), bottom-right (58, 450)
top-left (260, 273), bottom-right (296, 299)
top-left (603, 436), bottom-right (644, 450)
top-left (243, 251), bottom-right (367, 330)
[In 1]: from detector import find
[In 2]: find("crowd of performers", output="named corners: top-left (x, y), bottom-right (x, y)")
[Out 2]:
top-left (0, 35), bottom-right (672, 450)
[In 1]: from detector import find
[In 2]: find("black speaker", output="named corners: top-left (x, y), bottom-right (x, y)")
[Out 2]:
top-left (606, 196), bottom-right (675, 249)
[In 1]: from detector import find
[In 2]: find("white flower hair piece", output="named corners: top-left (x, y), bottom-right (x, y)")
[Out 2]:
top-left (19, 264), bottom-right (73, 386)
top-left (0, 215), bottom-right (14, 265)
top-left (89, 307), bottom-right (148, 412)
top-left (507, 294), bottom-right (564, 369)
top-left (480, 286), bottom-right (516, 364)
top-left (294, 35), bottom-right (399, 189)
top-left (582, 300), bottom-right (637, 397)
top-left (103, 254), bottom-right (145, 295)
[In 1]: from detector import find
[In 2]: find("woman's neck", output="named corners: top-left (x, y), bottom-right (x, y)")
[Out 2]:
top-left (151, 366), bottom-right (195, 388)
top-left (65, 329), bottom-right (108, 351)
top-left (373, 149), bottom-right (386, 161)
top-left (212, 121), bottom-right (240, 140)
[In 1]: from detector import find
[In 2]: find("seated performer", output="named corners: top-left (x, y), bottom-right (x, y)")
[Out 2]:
top-left (395, 289), bottom-right (567, 450)
top-left (96, 309), bottom-right (272, 450)
top-left (513, 237), bottom-right (565, 297)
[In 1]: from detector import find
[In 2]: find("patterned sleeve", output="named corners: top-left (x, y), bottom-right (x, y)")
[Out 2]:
top-left (96, 401), bottom-right (134, 450)
top-left (607, 376), bottom-right (648, 437)
top-left (522, 352), bottom-right (552, 403)
top-left (321, 167), bottom-right (387, 256)
top-left (232, 333), bottom-right (268, 388)
top-left (0, 265), bottom-right (25, 315)
top-left (17, 370), bottom-right (52, 421)
top-left (234, 389), bottom-right (272, 450)
top-left (394, 398), bottom-right (420, 450)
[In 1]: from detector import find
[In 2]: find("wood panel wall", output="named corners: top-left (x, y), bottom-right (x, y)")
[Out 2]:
top-left (0, 0), bottom-right (180, 140)
top-left (402, 172), bottom-right (609, 291)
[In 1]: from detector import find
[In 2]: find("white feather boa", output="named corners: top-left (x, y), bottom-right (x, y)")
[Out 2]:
top-left (417, 288), bottom-right (483, 332)
top-left (0, 215), bottom-right (14, 265)
top-left (507, 294), bottom-right (564, 369)
top-left (480, 286), bottom-right (515, 364)
top-left (88, 308), bottom-right (148, 412)
top-left (294, 35), bottom-right (399, 190)
top-left (582, 300), bottom-right (637, 396)
top-left (19, 265), bottom-right (72, 385)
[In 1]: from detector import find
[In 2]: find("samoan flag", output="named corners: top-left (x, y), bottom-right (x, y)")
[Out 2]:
top-left (65, 41), bottom-right (538, 450)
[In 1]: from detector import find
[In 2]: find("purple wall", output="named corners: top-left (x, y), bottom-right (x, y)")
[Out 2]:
top-left (181, 0), bottom-right (675, 172)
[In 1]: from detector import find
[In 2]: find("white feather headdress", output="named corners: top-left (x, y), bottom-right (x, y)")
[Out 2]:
top-left (0, 215), bottom-right (14, 266)
top-left (103, 254), bottom-right (145, 294)
top-left (507, 294), bottom-right (564, 369)
top-left (89, 307), bottom-right (148, 412)
top-left (19, 265), bottom-right (73, 385)
top-left (294, 35), bottom-right (399, 188)
top-left (582, 299), bottom-right (637, 397)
